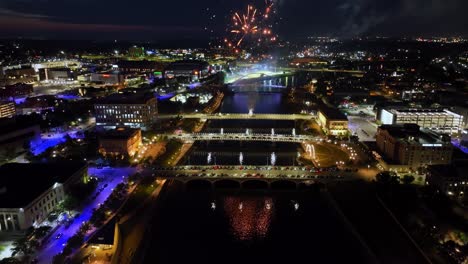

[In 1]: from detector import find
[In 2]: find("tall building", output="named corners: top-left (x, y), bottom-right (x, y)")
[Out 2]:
top-left (0, 101), bottom-right (15, 118)
top-left (378, 107), bottom-right (463, 134)
top-left (95, 92), bottom-right (157, 130)
top-left (376, 124), bottom-right (453, 171)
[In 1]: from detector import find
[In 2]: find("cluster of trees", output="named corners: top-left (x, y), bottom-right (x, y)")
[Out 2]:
top-left (153, 139), bottom-right (183, 166)
top-left (376, 171), bottom-right (415, 186)
top-left (89, 182), bottom-right (129, 226)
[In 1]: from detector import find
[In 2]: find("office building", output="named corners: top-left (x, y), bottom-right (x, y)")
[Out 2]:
top-left (0, 162), bottom-right (87, 231)
top-left (376, 124), bottom-right (453, 171)
top-left (99, 127), bottom-right (142, 157)
top-left (95, 92), bottom-right (157, 130)
top-left (379, 107), bottom-right (463, 134)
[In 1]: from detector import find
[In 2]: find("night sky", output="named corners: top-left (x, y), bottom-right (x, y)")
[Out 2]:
top-left (0, 0), bottom-right (467, 42)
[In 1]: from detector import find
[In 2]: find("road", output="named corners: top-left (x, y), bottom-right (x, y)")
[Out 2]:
top-left (35, 167), bottom-right (136, 264)
top-left (347, 115), bottom-right (378, 142)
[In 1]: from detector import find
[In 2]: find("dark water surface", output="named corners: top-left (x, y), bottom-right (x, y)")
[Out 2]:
top-left (143, 181), bottom-right (373, 264)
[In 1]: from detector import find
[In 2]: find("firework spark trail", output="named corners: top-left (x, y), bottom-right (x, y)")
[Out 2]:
top-left (225, 0), bottom-right (277, 52)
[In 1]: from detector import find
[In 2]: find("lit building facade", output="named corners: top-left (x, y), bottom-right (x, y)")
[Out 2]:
top-left (317, 106), bottom-right (349, 136)
top-left (99, 127), bottom-right (142, 157)
top-left (0, 101), bottom-right (15, 118)
top-left (376, 124), bottom-right (453, 171)
top-left (95, 93), bottom-right (157, 130)
top-left (379, 108), bottom-right (463, 134)
top-left (0, 162), bottom-right (87, 231)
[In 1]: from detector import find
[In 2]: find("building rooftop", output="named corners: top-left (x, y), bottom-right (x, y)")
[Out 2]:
top-left (0, 117), bottom-right (40, 137)
top-left (96, 92), bottom-right (155, 105)
top-left (384, 107), bottom-right (461, 117)
top-left (88, 218), bottom-right (116, 245)
top-left (318, 105), bottom-right (348, 120)
top-left (379, 124), bottom-right (451, 145)
top-left (0, 162), bottom-right (87, 208)
top-left (429, 160), bottom-right (468, 179)
top-left (100, 127), bottom-right (140, 140)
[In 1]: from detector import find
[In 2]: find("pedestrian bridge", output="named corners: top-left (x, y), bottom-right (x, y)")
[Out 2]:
top-left (158, 113), bottom-right (315, 121)
top-left (165, 132), bottom-right (319, 143)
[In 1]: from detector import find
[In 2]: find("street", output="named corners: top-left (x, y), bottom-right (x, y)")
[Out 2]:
top-left (35, 167), bottom-right (136, 264)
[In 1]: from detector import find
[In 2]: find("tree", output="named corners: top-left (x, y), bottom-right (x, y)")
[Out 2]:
top-left (79, 221), bottom-right (92, 235)
top-left (58, 196), bottom-right (79, 215)
top-left (66, 233), bottom-right (84, 249)
top-left (33, 226), bottom-right (52, 239)
top-left (401, 175), bottom-right (415, 185)
top-left (376, 171), bottom-right (399, 185)
top-left (11, 237), bottom-right (36, 257)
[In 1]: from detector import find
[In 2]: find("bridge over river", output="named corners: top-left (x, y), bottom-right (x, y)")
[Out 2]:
top-left (165, 132), bottom-right (319, 143)
top-left (158, 113), bottom-right (316, 121)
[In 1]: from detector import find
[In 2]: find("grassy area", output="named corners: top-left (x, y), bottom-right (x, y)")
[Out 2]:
top-left (153, 139), bottom-right (183, 166)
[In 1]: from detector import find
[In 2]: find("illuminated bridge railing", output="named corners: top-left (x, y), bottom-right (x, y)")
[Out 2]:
top-left (166, 133), bottom-right (319, 143)
top-left (159, 113), bottom-right (316, 121)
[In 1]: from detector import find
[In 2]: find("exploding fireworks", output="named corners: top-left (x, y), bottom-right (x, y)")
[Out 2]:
top-left (225, 0), bottom-right (277, 53)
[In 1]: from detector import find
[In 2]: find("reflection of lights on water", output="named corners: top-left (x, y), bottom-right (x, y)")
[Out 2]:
top-left (294, 202), bottom-right (299, 211)
top-left (239, 152), bottom-right (244, 165)
top-left (270, 152), bottom-right (276, 166)
top-left (223, 196), bottom-right (273, 241)
top-left (211, 202), bottom-right (216, 210)
top-left (207, 152), bottom-right (212, 165)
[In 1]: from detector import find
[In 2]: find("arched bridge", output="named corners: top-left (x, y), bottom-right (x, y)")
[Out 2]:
top-left (152, 165), bottom-right (355, 190)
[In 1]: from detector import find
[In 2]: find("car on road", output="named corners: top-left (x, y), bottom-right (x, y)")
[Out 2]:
top-left (55, 233), bottom-right (63, 240)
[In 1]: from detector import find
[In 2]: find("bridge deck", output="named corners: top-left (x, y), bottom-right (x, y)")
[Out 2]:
top-left (158, 113), bottom-right (315, 120)
top-left (166, 133), bottom-right (319, 143)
